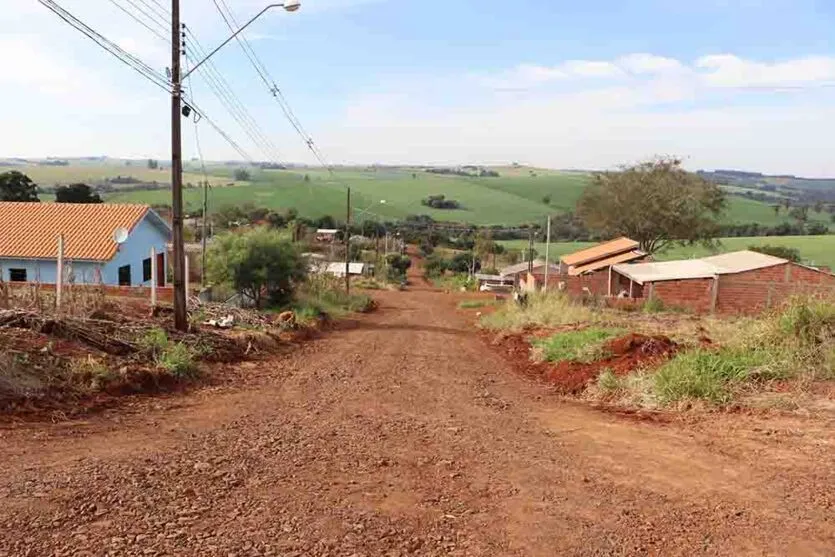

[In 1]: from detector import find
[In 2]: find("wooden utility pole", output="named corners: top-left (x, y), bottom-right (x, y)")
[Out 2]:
top-left (201, 180), bottom-right (208, 286)
top-left (527, 230), bottom-right (534, 272)
top-left (55, 235), bottom-right (64, 311)
top-left (345, 187), bottom-right (351, 293)
top-left (170, 0), bottom-right (187, 330)
top-left (544, 216), bottom-right (551, 291)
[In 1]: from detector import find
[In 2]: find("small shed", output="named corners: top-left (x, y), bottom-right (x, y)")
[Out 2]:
top-left (500, 260), bottom-right (560, 288)
top-left (612, 250), bottom-right (835, 313)
top-left (316, 229), bottom-right (339, 243)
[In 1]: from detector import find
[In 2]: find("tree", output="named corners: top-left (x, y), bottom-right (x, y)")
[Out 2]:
top-left (542, 195), bottom-right (551, 205)
top-left (55, 183), bottom-right (102, 204)
top-left (576, 157), bottom-right (725, 254)
top-left (814, 200), bottom-right (825, 214)
top-left (234, 168), bottom-right (252, 181)
top-left (789, 205), bottom-right (809, 224)
top-left (772, 204), bottom-right (781, 216)
top-left (783, 197), bottom-right (792, 211)
top-left (0, 171), bottom-right (39, 202)
top-left (147, 159), bottom-right (159, 170)
top-left (205, 227), bottom-right (306, 308)
top-left (303, 174), bottom-right (311, 183)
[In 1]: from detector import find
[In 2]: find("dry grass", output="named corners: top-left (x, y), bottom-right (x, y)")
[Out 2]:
top-left (480, 292), bottom-right (610, 331)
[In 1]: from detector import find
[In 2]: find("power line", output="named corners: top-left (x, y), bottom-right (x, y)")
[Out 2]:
top-left (37, 0), bottom-right (254, 164)
top-left (105, 0), bottom-right (168, 42)
top-left (211, 0), bottom-right (332, 171)
top-left (183, 27), bottom-right (284, 163)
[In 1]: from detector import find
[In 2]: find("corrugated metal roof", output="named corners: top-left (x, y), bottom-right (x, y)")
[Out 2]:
top-left (569, 249), bottom-right (647, 276)
top-left (0, 202), bottom-right (157, 262)
top-left (699, 251), bottom-right (786, 273)
top-left (612, 250), bottom-right (788, 284)
top-left (561, 237), bottom-right (639, 267)
top-left (612, 260), bottom-right (718, 284)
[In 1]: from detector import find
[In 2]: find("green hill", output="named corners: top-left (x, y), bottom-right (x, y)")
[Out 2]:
top-left (7, 162), bottom-right (835, 228)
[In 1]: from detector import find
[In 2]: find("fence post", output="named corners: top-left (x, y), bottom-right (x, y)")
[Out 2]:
top-left (56, 234), bottom-right (64, 311)
top-left (184, 253), bottom-right (190, 307)
top-left (710, 275), bottom-right (719, 313)
top-left (151, 247), bottom-right (157, 307)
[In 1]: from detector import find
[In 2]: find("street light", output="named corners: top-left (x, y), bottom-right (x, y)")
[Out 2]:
top-left (170, 1), bottom-right (300, 330)
top-left (182, 2), bottom-right (301, 81)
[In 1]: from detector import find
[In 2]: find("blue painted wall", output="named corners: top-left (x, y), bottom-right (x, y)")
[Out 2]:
top-left (0, 214), bottom-right (169, 286)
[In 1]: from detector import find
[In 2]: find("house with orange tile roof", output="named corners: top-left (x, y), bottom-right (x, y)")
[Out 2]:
top-left (0, 202), bottom-right (171, 287)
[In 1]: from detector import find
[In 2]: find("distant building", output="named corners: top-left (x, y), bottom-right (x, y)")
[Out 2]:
top-left (559, 237), bottom-right (646, 276)
top-left (0, 202), bottom-right (170, 286)
top-left (316, 229), bottom-right (339, 243)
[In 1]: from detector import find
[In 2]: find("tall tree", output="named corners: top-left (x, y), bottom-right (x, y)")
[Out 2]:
top-left (576, 157), bottom-right (725, 254)
top-left (0, 171), bottom-right (39, 202)
top-left (55, 183), bottom-right (102, 204)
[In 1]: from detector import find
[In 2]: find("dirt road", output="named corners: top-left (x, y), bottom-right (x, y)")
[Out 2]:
top-left (2, 285), bottom-right (834, 556)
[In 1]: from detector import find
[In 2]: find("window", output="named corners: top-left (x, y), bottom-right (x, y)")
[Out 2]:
top-left (9, 269), bottom-right (27, 282)
top-left (118, 265), bottom-right (131, 286)
top-left (142, 258), bottom-right (152, 282)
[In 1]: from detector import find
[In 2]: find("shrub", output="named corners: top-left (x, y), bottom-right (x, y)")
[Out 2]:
top-left (597, 368), bottom-right (621, 394)
top-left (777, 296), bottom-right (835, 345)
top-left (158, 343), bottom-right (198, 379)
top-left (71, 356), bottom-right (117, 391)
top-left (138, 327), bottom-right (168, 355)
top-left (643, 297), bottom-right (666, 313)
top-left (749, 244), bottom-right (802, 263)
top-left (206, 227), bottom-right (306, 308)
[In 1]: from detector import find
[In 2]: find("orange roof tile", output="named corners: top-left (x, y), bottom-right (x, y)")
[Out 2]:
top-left (569, 249), bottom-right (647, 276)
top-left (560, 237), bottom-right (639, 267)
top-left (0, 203), bottom-right (156, 261)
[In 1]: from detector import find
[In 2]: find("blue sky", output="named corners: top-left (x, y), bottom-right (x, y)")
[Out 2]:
top-left (2, 0), bottom-right (835, 175)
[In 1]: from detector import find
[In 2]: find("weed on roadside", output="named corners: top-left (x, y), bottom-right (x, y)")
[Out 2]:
top-left (157, 343), bottom-right (198, 379)
top-left (138, 327), bottom-right (169, 356)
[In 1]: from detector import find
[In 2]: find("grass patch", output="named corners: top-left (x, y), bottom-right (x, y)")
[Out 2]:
top-left (70, 356), bottom-right (118, 391)
top-left (481, 292), bottom-right (602, 331)
top-left (597, 368), bottom-right (621, 394)
top-left (533, 327), bottom-right (623, 363)
top-left (458, 299), bottom-right (497, 309)
top-left (293, 274), bottom-right (375, 320)
top-left (653, 347), bottom-right (779, 405)
top-left (434, 273), bottom-right (476, 292)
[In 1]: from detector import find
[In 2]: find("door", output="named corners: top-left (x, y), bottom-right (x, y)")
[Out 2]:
top-left (156, 253), bottom-right (166, 287)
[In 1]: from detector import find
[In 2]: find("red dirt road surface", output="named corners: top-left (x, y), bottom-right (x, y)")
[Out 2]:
top-left (2, 287), bottom-right (835, 556)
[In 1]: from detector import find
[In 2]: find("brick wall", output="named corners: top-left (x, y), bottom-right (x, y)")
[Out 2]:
top-left (650, 278), bottom-right (715, 313)
top-left (631, 262), bottom-right (835, 315)
top-left (528, 270), bottom-right (612, 297)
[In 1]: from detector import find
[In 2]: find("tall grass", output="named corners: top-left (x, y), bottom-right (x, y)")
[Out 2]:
top-left (649, 296), bottom-right (835, 406)
top-left (480, 292), bottom-right (602, 330)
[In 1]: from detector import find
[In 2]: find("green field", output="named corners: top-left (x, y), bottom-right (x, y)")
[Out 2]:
top-left (4, 163), bottom-right (834, 228)
top-left (500, 235), bottom-right (835, 269)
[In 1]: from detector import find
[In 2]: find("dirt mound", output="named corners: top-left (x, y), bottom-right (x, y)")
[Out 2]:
top-left (488, 331), bottom-right (677, 394)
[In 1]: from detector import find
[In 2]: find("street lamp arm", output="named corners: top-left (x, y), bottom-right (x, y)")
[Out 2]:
top-left (182, 3), bottom-right (285, 80)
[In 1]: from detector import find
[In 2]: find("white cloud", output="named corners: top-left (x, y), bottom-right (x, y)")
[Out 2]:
top-left (618, 53), bottom-right (683, 75)
top-left (696, 54), bottom-right (835, 88)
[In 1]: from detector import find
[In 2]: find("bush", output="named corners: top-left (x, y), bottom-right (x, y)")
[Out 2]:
top-left (138, 327), bottom-right (169, 355)
top-left (206, 227), bottom-right (306, 308)
top-left (749, 245), bottom-right (802, 263)
top-left (642, 297), bottom-right (666, 313)
top-left (158, 343), bottom-right (198, 379)
top-left (777, 296), bottom-right (835, 345)
top-left (597, 368), bottom-right (621, 394)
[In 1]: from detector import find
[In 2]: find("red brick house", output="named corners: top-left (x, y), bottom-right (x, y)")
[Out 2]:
top-left (611, 250), bottom-right (835, 314)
